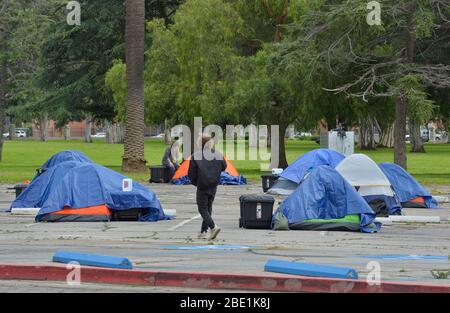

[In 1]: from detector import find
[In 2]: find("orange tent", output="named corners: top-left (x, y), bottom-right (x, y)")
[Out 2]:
top-left (172, 156), bottom-right (240, 181)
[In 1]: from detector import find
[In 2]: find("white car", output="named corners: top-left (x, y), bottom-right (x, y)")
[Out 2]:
top-left (151, 133), bottom-right (165, 139)
top-left (91, 132), bottom-right (106, 138)
top-left (2, 132), bottom-right (9, 139)
top-left (15, 130), bottom-right (26, 138)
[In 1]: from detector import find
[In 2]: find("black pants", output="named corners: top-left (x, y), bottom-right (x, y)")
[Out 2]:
top-left (197, 187), bottom-right (217, 233)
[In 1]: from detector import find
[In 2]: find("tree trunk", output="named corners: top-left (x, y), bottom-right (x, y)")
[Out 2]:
top-left (394, 94), bottom-right (407, 169)
top-left (277, 123), bottom-right (288, 169)
top-left (359, 117), bottom-right (376, 150)
top-left (122, 0), bottom-right (146, 172)
top-left (164, 119), bottom-right (171, 144)
top-left (39, 115), bottom-right (47, 142)
top-left (0, 0), bottom-right (7, 161)
top-left (63, 125), bottom-right (71, 140)
top-left (9, 123), bottom-right (15, 140)
top-left (393, 1), bottom-right (416, 169)
top-left (105, 120), bottom-right (114, 144)
top-left (410, 119), bottom-right (425, 153)
top-left (84, 114), bottom-right (92, 143)
top-left (379, 122), bottom-right (395, 148)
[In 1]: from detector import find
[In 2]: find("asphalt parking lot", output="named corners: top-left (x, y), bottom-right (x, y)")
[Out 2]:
top-left (0, 183), bottom-right (449, 291)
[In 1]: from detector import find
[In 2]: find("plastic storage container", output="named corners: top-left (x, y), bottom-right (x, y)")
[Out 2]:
top-left (239, 194), bottom-right (275, 229)
top-left (261, 174), bottom-right (279, 192)
top-left (149, 166), bottom-right (171, 183)
top-left (13, 183), bottom-right (29, 198)
top-left (112, 208), bottom-right (144, 221)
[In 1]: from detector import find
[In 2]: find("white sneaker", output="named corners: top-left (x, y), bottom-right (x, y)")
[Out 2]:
top-left (208, 226), bottom-right (221, 240)
top-left (198, 232), bottom-right (207, 239)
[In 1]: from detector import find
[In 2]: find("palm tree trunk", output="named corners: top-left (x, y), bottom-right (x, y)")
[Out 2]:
top-left (122, 0), bottom-right (146, 172)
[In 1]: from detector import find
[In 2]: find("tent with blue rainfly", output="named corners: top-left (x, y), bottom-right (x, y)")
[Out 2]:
top-left (34, 150), bottom-right (93, 179)
top-left (273, 166), bottom-right (380, 233)
top-left (39, 150), bottom-right (93, 170)
top-left (379, 163), bottom-right (438, 208)
top-left (267, 149), bottom-right (345, 196)
top-left (336, 154), bottom-right (402, 216)
top-left (11, 161), bottom-right (169, 223)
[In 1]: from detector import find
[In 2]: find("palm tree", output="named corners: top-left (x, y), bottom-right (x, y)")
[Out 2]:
top-left (122, 0), bottom-right (147, 172)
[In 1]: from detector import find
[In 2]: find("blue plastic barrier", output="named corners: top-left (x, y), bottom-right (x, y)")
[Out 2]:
top-left (52, 251), bottom-right (133, 270)
top-left (264, 259), bottom-right (358, 279)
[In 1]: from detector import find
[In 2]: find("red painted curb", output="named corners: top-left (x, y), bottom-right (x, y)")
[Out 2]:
top-left (0, 264), bottom-right (449, 293)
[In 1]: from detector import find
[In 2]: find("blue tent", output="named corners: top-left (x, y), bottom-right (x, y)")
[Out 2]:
top-left (40, 150), bottom-right (93, 169)
top-left (172, 172), bottom-right (247, 186)
top-left (280, 149), bottom-right (345, 184)
top-left (275, 166), bottom-right (380, 233)
top-left (11, 161), bottom-right (168, 222)
top-left (379, 163), bottom-right (438, 208)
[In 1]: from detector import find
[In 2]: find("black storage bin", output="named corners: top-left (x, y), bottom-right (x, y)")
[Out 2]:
top-left (239, 194), bottom-right (275, 229)
top-left (261, 174), bottom-right (279, 192)
top-left (149, 166), bottom-right (171, 183)
top-left (112, 208), bottom-right (145, 221)
top-left (14, 183), bottom-right (28, 198)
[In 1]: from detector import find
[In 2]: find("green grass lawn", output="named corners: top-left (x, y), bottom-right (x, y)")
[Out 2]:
top-left (0, 139), bottom-right (449, 185)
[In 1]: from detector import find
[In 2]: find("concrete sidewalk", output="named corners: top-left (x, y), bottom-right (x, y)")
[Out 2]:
top-left (0, 183), bottom-right (449, 287)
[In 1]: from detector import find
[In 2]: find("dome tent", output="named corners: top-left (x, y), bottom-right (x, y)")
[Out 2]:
top-left (274, 166), bottom-right (380, 233)
top-left (11, 161), bottom-right (168, 223)
top-left (38, 150), bottom-right (93, 170)
top-left (379, 163), bottom-right (438, 209)
top-left (171, 156), bottom-right (246, 185)
top-left (34, 150), bottom-right (93, 180)
top-left (267, 149), bottom-right (345, 196)
top-left (336, 154), bottom-right (402, 215)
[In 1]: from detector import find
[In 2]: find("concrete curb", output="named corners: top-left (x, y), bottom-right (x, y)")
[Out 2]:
top-left (0, 264), bottom-right (449, 293)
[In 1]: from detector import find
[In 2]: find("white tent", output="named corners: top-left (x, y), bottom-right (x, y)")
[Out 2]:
top-left (336, 154), bottom-right (394, 198)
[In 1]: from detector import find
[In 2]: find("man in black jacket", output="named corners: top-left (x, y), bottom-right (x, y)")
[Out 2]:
top-left (188, 134), bottom-right (227, 240)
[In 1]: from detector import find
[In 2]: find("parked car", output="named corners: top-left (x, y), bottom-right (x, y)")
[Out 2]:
top-left (151, 133), bottom-right (165, 139)
top-left (15, 130), bottom-right (27, 138)
top-left (2, 132), bottom-right (9, 139)
top-left (91, 132), bottom-right (106, 138)
top-left (435, 133), bottom-right (443, 141)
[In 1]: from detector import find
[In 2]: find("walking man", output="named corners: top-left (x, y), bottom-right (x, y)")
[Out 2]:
top-left (188, 134), bottom-right (226, 240)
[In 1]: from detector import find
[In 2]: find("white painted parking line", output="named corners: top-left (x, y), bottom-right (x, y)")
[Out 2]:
top-left (169, 214), bottom-right (201, 231)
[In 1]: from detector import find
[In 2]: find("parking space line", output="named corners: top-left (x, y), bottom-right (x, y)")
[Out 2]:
top-left (169, 214), bottom-right (201, 231)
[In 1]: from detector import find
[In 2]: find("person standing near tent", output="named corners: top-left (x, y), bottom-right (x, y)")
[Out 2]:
top-left (162, 138), bottom-right (180, 177)
top-left (188, 134), bottom-right (227, 240)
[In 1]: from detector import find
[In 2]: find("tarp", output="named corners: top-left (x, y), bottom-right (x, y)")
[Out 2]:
top-left (39, 150), bottom-right (93, 170)
top-left (268, 149), bottom-right (344, 196)
top-left (280, 149), bottom-right (345, 184)
top-left (275, 166), bottom-right (380, 233)
top-left (336, 154), bottom-right (402, 215)
top-left (171, 156), bottom-right (246, 185)
top-left (11, 161), bottom-right (168, 222)
top-left (379, 163), bottom-right (438, 208)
